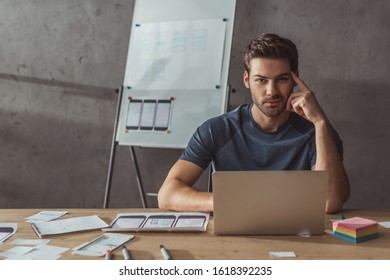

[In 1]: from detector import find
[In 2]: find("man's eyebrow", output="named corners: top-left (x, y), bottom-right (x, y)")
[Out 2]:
top-left (252, 74), bottom-right (269, 79)
top-left (252, 73), bottom-right (291, 79)
top-left (276, 73), bottom-right (291, 78)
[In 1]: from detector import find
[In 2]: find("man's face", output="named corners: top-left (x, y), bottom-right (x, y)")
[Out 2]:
top-left (243, 57), bottom-right (295, 118)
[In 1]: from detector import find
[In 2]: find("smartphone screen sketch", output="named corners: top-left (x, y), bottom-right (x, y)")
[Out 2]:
top-left (174, 215), bottom-right (207, 228)
top-left (154, 100), bottom-right (171, 131)
top-left (0, 227), bottom-right (14, 242)
top-left (126, 99), bottom-right (142, 129)
top-left (143, 215), bottom-right (176, 228)
top-left (140, 99), bottom-right (157, 130)
top-left (112, 215), bottom-right (146, 229)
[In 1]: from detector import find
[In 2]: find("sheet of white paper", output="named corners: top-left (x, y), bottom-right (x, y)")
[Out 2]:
top-left (26, 210), bottom-right (68, 223)
top-left (11, 253), bottom-right (61, 260)
top-left (11, 238), bottom-right (51, 246)
top-left (7, 245), bottom-right (68, 260)
top-left (32, 215), bottom-right (108, 236)
top-left (140, 100), bottom-right (157, 129)
top-left (72, 233), bottom-right (134, 257)
top-left (269, 251), bottom-right (297, 258)
top-left (126, 18), bottom-right (227, 90)
top-left (0, 246), bottom-right (35, 258)
top-left (126, 100), bottom-right (142, 129)
top-left (0, 223), bottom-right (18, 242)
top-left (379, 221), bottom-right (390, 228)
top-left (154, 101), bottom-right (171, 129)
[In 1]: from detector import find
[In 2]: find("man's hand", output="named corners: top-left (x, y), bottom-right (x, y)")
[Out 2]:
top-left (287, 72), bottom-right (327, 125)
top-left (287, 73), bottom-right (350, 213)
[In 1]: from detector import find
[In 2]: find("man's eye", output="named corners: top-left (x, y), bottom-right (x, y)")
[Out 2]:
top-left (256, 79), bottom-right (267, 84)
top-left (277, 77), bottom-right (289, 83)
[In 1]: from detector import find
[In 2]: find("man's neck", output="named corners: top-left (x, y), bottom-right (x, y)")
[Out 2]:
top-left (251, 105), bottom-right (290, 132)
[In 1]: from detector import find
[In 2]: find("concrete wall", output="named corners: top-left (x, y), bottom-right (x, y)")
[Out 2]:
top-left (1, 0), bottom-right (389, 209)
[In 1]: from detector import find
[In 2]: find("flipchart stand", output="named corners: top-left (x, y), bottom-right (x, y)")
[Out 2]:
top-left (103, 86), bottom-right (149, 208)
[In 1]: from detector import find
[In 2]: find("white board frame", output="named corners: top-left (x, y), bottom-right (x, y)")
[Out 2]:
top-left (116, 0), bottom-right (236, 148)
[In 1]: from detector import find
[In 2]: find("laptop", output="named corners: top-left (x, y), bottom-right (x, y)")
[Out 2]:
top-left (212, 170), bottom-right (328, 235)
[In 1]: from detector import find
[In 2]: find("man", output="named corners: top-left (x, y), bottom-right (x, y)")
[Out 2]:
top-left (158, 33), bottom-right (350, 214)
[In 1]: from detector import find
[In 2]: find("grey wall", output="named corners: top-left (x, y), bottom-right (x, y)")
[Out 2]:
top-left (1, 0), bottom-right (389, 209)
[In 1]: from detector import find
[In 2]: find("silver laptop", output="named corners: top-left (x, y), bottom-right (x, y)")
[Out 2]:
top-left (212, 170), bottom-right (328, 235)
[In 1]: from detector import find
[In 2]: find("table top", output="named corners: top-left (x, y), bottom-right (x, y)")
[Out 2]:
top-left (1, 208), bottom-right (390, 260)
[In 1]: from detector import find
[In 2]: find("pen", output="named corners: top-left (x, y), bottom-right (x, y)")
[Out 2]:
top-left (122, 245), bottom-right (131, 260)
top-left (105, 249), bottom-right (112, 260)
top-left (160, 244), bottom-right (172, 260)
top-left (339, 213), bottom-right (345, 220)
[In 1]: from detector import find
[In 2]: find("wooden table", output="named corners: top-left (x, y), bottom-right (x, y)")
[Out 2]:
top-left (1, 208), bottom-right (390, 260)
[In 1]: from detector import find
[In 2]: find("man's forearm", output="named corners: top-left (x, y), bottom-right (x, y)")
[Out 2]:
top-left (158, 179), bottom-right (213, 212)
top-left (314, 120), bottom-right (350, 213)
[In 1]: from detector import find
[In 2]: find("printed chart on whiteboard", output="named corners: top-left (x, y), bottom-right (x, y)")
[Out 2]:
top-left (124, 18), bottom-right (227, 90)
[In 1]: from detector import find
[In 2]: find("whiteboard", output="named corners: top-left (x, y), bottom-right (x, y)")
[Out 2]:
top-left (116, 0), bottom-right (236, 148)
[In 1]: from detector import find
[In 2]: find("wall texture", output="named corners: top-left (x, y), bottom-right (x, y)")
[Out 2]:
top-left (1, 0), bottom-right (389, 209)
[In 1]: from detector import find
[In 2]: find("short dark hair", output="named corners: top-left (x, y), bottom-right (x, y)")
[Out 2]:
top-left (242, 33), bottom-right (298, 73)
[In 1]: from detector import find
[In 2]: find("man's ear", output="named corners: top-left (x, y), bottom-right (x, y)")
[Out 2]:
top-left (243, 71), bottom-right (250, 88)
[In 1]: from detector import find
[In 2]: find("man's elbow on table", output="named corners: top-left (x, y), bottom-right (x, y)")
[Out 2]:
top-left (325, 175), bottom-right (350, 214)
top-left (325, 201), bottom-right (343, 214)
top-left (157, 185), bottom-right (173, 210)
top-left (325, 193), bottom-right (349, 214)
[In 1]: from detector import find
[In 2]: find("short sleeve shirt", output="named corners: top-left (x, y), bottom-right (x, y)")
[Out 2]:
top-left (180, 104), bottom-right (343, 171)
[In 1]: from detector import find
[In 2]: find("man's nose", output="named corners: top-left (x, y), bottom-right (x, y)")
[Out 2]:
top-left (266, 81), bottom-right (277, 96)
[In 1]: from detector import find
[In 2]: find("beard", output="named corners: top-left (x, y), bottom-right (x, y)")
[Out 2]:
top-left (253, 94), bottom-right (287, 118)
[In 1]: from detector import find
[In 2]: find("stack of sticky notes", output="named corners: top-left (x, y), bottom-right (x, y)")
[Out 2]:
top-left (333, 217), bottom-right (378, 243)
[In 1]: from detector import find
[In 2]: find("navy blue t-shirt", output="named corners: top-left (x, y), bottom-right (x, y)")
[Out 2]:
top-left (180, 104), bottom-right (343, 171)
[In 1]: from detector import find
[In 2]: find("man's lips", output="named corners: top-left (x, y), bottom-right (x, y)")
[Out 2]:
top-left (264, 99), bottom-right (282, 106)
